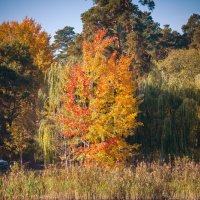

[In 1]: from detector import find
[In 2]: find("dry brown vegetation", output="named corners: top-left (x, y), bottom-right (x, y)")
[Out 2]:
top-left (0, 159), bottom-right (200, 200)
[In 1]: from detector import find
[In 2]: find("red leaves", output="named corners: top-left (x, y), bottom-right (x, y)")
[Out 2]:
top-left (61, 64), bottom-right (91, 140)
top-left (61, 29), bottom-right (140, 167)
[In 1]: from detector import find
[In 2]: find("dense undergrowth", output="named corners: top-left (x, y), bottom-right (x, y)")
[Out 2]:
top-left (0, 159), bottom-right (199, 200)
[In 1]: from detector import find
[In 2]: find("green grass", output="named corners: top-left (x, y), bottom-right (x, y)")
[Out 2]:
top-left (0, 159), bottom-right (200, 199)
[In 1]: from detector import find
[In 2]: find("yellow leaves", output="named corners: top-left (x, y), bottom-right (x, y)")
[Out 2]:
top-left (82, 29), bottom-right (116, 82)
top-left (63, 29), bottom-right (140, 167)
top-left (81, 30), bottom-right (140, 166)
top-left (0, 17), bottom-right (53, 71)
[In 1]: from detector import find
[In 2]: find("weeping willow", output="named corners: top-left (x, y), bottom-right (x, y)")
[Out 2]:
top-left (38, 62), bottom-right (68, 165)
top-left (47, 62), bottom-right (69, 112)
top-left (38, 119), bottom-right (53, 165)
top-left (134, 48), bottom-right (200, 160)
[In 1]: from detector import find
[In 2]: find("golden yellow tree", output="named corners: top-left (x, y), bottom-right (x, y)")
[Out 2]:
top-left (63, 29), bottom-right (140, 166)
top-left (0, 17), bottom-right (53, 71)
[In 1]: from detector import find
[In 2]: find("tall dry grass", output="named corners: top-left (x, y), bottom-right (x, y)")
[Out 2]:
top-left (0, 159), bottom-right (199, 200)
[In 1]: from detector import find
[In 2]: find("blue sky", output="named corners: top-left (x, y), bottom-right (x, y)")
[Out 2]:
top-left (0, 0), bottom-right (199, 40)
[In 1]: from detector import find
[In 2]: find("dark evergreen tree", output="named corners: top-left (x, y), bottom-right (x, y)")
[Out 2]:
top-left (182, 13), bottom-right (200, 48)
top-left (54, 26), bottom-right (75, 62)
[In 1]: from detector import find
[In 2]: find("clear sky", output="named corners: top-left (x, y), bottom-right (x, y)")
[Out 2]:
top-left (0, 0), bottom-right (200, 40)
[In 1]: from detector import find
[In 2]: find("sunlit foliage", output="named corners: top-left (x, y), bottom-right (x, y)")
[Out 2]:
top-left (61, 30), bottom-right (140, 166)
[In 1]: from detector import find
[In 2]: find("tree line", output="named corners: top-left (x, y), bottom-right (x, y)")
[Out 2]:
top-left (0, 0), bottom-right (200, 167)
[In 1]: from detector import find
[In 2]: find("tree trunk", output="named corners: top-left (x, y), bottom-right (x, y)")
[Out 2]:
top-left (20, 149), bottom-right (23, 168)
top-left (65, 141), bottom-right (68, 169)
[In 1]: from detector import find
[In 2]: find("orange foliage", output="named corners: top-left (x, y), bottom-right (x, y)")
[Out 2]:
top-left (0, 17), bottom-right (53, 70)
top-left (62, 65), bottom-right (91, 147)
top-left (62, 29), bottom-right (140, 167)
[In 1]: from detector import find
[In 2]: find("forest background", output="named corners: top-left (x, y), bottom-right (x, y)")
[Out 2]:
top-left (0, 0), bottom-right (200, 167)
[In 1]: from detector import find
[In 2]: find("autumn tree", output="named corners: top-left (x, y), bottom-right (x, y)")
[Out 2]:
top-left (62, 30), bottom-right (140, 167)
top-left (0, 18), bottom-right (53, 162)
top-left (0, 43), bottom-right (34, 160)
top-left (0, 17), bottom-right (53, 71)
